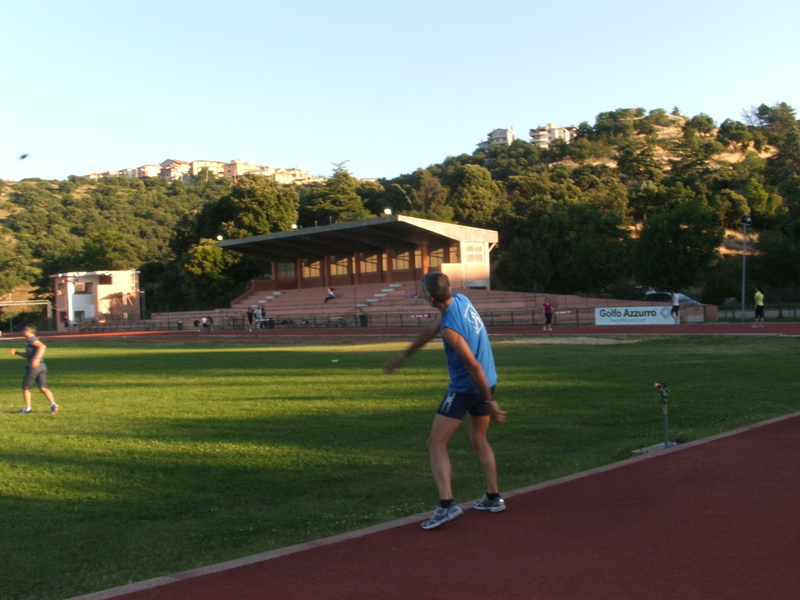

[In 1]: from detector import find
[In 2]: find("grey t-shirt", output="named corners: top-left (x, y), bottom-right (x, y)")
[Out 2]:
top-left (25, 336), bottom-right (44, 365)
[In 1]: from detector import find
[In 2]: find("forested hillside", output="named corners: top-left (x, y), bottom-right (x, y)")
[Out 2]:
top-left (2, 102), bottom-right (799, 327)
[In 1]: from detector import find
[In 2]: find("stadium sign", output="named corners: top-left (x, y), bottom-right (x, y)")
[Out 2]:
top-left (595, 306), bottom-right (674, 326)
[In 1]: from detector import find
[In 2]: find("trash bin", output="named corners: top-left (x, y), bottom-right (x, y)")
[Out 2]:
top-left (177, 321), bottom-right (183, 330)
top-left (359, 314), bottom-right (369, 328)
top-left (266, 318), bottom-right (276, 329)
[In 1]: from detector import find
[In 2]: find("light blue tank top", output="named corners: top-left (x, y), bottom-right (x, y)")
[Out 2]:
top-left (440, 294), bottom-right (497, 394)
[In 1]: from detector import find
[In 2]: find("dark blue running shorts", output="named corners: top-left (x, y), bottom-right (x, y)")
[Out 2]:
top-left (436, 386), bottom-right (496, 420)
top-left (22, 365), bottom-right (48, 390)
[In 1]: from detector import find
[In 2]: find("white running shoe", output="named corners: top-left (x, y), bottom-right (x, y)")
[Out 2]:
top-left (473, 494), bottom-right (506, 512)
top-left (421, 502), bottom-right (463, 529)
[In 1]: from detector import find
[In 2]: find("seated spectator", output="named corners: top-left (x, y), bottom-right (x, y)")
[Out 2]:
top-left (324, 288), bottom-right (336, 303)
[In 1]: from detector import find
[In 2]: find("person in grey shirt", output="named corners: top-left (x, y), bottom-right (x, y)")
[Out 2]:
top-left (11, 324), bottom-right (59, 414)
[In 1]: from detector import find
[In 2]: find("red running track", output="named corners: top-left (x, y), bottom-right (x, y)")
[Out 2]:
top-left (73, 412), bottom-right (800, 600)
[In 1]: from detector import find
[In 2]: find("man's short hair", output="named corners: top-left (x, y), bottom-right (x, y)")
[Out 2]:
top-left (23, 324), bottom-right (36, 334)
top-left (421, 272), bottom-right (452, 303)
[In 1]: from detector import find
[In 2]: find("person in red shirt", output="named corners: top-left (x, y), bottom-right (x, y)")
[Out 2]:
top-left (543, 298), bottom-right (553, 331)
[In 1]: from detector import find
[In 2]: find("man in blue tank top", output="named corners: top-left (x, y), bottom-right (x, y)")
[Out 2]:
top-left (385, 272), bottom-right (507, 529)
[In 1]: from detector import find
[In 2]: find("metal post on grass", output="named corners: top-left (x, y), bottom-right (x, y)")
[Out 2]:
top-left (740, 215), bottom-right (752, 322)
top-left (633, 383), bottom-right (680, 455)
top-left (654, 383), bottom-right (671, 448)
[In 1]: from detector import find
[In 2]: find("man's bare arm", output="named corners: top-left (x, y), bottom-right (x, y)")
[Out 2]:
top-left (383, 314), bottom-right (442, 373)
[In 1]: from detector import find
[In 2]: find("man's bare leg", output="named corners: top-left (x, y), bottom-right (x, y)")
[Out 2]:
top-left (427, 414), bottom-right (462, 500)
top-left (469, 414), bottom-right (498, 494)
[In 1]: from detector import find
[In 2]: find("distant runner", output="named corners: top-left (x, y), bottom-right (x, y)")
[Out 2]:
top-left (543, 298), bottom-right (553, 331)
top-left (753, 286), bottom-right (765, 328)
top-left (12, 325), bottom-right (59, 414)
top-left (671, 291), bottom-right (680, 325)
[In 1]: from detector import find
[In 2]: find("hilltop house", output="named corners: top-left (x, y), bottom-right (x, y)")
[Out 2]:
top-left (160, 159), bottom-right (192, 180)
top-left (477, 128), bottom-right (515, 151)
top-left (529, 123), bottom-right (578, 148)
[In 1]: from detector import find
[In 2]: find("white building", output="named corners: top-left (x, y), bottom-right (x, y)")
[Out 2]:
top-left (88, 159), bottom-right (326, 184)
top-left (477, 128), bottom-right (515, 151)
top-left (50, 270), bottom-right (140, 332)
top-left (242, 166), bottom-right (324, 185)
top-left (160, 159), bottom-right (192, 181)
top-left (191, 160), bottom-right (227, 178)
top-left (137, 164), bottom-right (161, 178)
top-left (224, 159), bottom-right (262, 179)
top-left (529, 124), bottom-right (578, 148)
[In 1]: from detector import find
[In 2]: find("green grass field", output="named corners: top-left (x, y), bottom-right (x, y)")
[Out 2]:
top-left (1, 335), bottom-right (799, 600)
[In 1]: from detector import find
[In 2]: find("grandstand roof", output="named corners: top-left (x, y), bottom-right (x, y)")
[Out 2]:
top-left (218, 215), bottom-right (498, 262)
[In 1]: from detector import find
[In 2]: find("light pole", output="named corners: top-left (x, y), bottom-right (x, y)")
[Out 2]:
top-left (740, 215), bottom-right (752, 322)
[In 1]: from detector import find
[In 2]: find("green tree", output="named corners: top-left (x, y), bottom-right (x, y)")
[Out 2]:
top-left (753, 224), bottom-right (800, 293)
top-left (672, 136), bottom-right (726, 176)
top-left (221, 175), bottom-right (299, 238)
top-left (590, 108), bottom-right (643, 141)
top-left (633, 200), bottom-right (724, 289)
top-left (482, 139), bottom-right (545, 180)
top-left (745, 102), bottom-right (798, 144)
top-left (765, 127), bottom-right (800, 203)
top-left (684, 113), bottom-right (716, 137)
top-left (629, 181), bottom-right (702, 222)
top-left (494, 168), bottom-right (630, 294)
top-left (495, 171), bottom-right (559, 237)
top-left (548, 203), bottom-right (630, 293)
top-left (741, 177), bottom-right (772, 218)
top-left (645, 108), bottom-right (673, 127)
top-left (356, 179), bottom-right (387, 215)
top-left (717, 119), bottom-right (753, 152)
top-left (565, 137), bottom-right (614, 162)
top-left (493, 238), bottom-right (552, 292)
top-left (427, 153), bottom-right (482, 187)
top-left (0, 241), bottom-right (32, 293)
top-left (138, 260), bottom-right (187, 310)
top-left (80, 228), bottom-right (145, 271)
top-left (180, 239), bottom-right (242, 302)
top-left (546, 138), bottom-right (570, 162)
top-left (614, 137), bottom-right (663, 184)
top-left (169, 210), bottom-right (204, 256)
top-left (299, 164), bottom-right (372, 226)
top-left (710, 189), bottom-right (749, 227)
top-left (408, 169), bottom-right (453, 221)
top-left (447, 164), bottom-right (500, 226)
top-left (701, 256), bottom-right (743, 305)
top-left (570, 166), bottom-right (630, 219)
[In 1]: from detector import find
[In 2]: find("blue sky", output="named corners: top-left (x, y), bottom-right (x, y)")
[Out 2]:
top-left (2, 0), bottom-right (798, 182)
